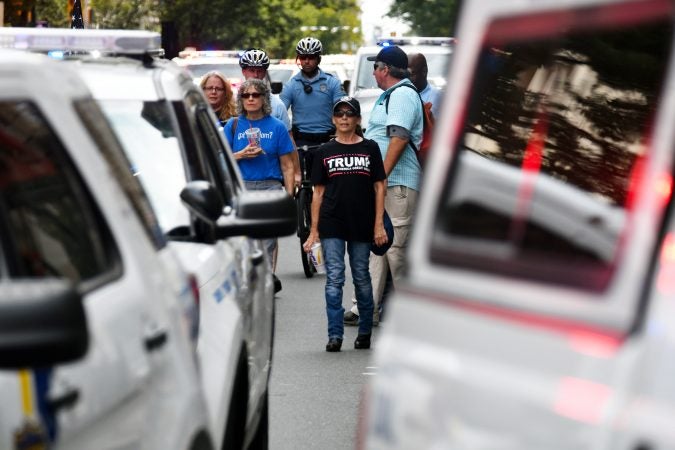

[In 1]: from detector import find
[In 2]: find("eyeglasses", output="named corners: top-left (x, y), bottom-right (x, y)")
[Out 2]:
top-left (333, 110), bottom-right (357, 118)
top-left (297, 55), bottom-right (318, 61)
top-left (203, 86), bottom-right (225, 92)
top-left (241, 92), bottom-right (263, 99)
top-left (373, 62), bottom-right (386, 71)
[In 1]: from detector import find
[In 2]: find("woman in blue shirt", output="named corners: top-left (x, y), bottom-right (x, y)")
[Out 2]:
top-left (224, 78), bottom-right (295, 292)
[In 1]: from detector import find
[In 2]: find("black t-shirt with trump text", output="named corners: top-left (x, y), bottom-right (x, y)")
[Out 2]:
top-left (311, 138), bottom-right (386, 242)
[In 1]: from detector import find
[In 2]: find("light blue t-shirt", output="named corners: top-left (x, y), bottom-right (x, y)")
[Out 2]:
top-left (365, 79), bottom-right (423, 191)
top-left (280, 69), bottom-right (344, 134)
top-left (419, 83), bottom-right (442, 119)
top-left (224, 115), bottom-right (294, 181)
top-left (271, 94), bottom-right (291, 131)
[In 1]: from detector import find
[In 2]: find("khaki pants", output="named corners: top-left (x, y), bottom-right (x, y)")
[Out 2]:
top-left (351, 185), bottom-right (418, 319)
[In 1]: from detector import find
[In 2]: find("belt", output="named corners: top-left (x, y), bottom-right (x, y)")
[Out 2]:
top-left (293, 130), bottom-right (334, 143)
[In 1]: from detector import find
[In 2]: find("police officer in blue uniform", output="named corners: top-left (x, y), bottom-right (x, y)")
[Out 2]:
top-left (280, 37), bottom-right (345, 174)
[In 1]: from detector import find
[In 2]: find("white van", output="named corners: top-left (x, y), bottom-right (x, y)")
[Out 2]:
top-left (362, 0), bottom-right (675, 448)
top-left (348, 37), bottom-right (455, 128)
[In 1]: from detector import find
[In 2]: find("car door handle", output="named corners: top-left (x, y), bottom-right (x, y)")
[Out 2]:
top-left (250, 249), bottom-right (265, 266)
top-left (144, 328), bottom-right (168, 352)
top-left (46, 387), bottom-right (80, 412)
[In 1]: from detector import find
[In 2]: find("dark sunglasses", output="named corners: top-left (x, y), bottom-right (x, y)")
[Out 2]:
top-left (241, 92), bottom-right (263, 99)
top-left (333, 110), bottom-right (357, 118)
top-left (373, 62), bottom-right (386, 71)
top-left (298, 55), bottom-right (318, 61)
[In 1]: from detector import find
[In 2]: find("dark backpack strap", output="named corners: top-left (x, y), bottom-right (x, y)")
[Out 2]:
top-left (384, 83), bottom-right (422, 153)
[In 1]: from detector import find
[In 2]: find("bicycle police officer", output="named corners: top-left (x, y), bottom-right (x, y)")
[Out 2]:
top-left (280, 37), bottom-right (345, 170)
top-left (239, 47), bottom-right (301, 186)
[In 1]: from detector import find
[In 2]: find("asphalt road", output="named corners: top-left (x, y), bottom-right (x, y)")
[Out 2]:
top-left (269, 235), bottom-right (378, 450)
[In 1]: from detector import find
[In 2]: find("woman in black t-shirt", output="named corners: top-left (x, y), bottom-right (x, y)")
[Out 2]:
top-left (303, 97), bottom-right (388, 352)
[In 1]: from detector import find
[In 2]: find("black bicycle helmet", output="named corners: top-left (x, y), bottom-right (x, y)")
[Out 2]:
top-left (239, 48), bottom-right (270, 69)
top-left (295, 37), bottom-right (322, 55)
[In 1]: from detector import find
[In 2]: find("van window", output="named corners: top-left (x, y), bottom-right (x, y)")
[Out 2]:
top-left (96, 99), bottom-right (190, 236)
top-left (432, 10), bottom-right (673, 291)
top-left (0, 101), bottom-right (116, 282)
top-left (76, 99), bottom-right (166, 249)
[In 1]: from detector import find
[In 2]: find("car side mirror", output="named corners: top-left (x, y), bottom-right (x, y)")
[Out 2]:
top-left (342, 79), bottom-right (350, 94)
top-left (271, 81), bottom-right (283, 95)
top-left (215, 189), bottom-right (297, 239)
top-left (180, 180), bottom-right (224, 222)
top-left (180, 180), bottom-right (297, 239)
top-left (0, 279), bottom-right (89, 368)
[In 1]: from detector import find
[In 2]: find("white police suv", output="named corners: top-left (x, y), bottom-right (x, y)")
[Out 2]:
top-left (362, 0), bottom-right (675, 448)
top-left (172, 49), bottom-right (244, 91)
top-left (0, 49), bottom-right (212, 449)
top-left (0, 27), bottom-right (296, 450)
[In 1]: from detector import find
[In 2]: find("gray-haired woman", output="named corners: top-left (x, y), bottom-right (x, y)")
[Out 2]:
top-left (224, 78), bottom-right (295, 292)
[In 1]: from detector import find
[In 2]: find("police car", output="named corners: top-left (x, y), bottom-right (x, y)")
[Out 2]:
top-left (0, 48), bottom-right (211, 449)
top-left (64, 29), bottom-right (289, 450)
top-left (0, 28), bottom-right (297, 450)
top-left (172, 48), bottom-right (244, 91)
top-left (348, 37), bottom-right (455, 129)
top-left (362, 0), bottom-right (675, 448)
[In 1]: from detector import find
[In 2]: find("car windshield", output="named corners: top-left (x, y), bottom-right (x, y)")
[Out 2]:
top-left (268, 67), bottom-right (296, 83)
top-left (355, 51), bottom-right (451, 90)
top-left (96, 99), bottom-right (189, 234)
top-left (181, 63), bottom-right (242, 80)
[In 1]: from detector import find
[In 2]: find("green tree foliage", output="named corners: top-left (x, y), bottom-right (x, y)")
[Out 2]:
top-left (8, 0), bottom-right (155, 29)
top-left (159, 0), bottom-right (360, 58)
top-left (36, 0), bottom-right (70, 28)
top-left (89, 0), bottom-right (159, 29)
top-left (387, 0), bottom-right (459, 37)
top-left (15, 0), bottom-right (360, 58)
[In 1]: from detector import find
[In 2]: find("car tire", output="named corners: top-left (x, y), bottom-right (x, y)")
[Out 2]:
top-left (247, 391), bottom-right (269, 450)
top-left (222, 349), bottom-right (248, 450)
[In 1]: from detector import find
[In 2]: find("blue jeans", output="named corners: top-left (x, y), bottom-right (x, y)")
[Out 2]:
top-left (322, 238), bottom-right (374, 339)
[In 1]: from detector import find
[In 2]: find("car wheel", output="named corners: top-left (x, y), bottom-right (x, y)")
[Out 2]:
top-left (222, 349), bottom-right (247, 450)
top-left (247, 391), bottom-right (268, 450)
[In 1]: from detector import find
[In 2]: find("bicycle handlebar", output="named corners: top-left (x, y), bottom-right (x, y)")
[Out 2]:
top-left (297, 144), bottom-right (324, 152)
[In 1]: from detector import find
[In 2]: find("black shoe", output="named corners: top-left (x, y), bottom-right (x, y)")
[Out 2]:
top-left (343, 311), bottom-right (359, 326)
top-left (326, 338), bottom-right (342, 352)
top-left (354, 333), bottom-right (371, 350)
top-left (273, 274), bottom-right (282, 293)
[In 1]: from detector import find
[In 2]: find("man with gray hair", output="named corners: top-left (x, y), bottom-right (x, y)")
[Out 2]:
top-left (344, 45), bottom-right (423, 325)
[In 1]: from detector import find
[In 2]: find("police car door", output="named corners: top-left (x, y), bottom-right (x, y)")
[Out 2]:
top-left (0, 96), bottom-right (183, 448)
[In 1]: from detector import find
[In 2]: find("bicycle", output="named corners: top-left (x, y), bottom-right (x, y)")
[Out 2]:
top-left (295, 143), bottom-right (324, 278)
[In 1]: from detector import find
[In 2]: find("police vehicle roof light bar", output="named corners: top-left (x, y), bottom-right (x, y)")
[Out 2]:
top-left (377, 37), bottom-right (456, 47)
top-left (0, 28), bottom-right (162, 56)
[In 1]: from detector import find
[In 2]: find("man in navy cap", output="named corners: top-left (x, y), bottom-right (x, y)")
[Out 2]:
top-left (344, 45), bottom-right (423, 326)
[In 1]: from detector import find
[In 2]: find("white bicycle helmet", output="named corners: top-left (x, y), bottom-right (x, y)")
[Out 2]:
top-left (296, 37), bottom-right (322, 55)
top-left (239, 48), bottom-right (270, 69)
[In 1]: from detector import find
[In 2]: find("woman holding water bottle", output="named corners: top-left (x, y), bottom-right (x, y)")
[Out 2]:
top-left (302, 97), bottom-right (388, 352)
top-left (224, 78), bottom-right (295, 292)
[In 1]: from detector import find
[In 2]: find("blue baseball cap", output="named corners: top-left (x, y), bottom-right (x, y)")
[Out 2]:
top-left (371, 211), bottom-right (395, 256)
top-left (367, 45), bottom-right (408, 70)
